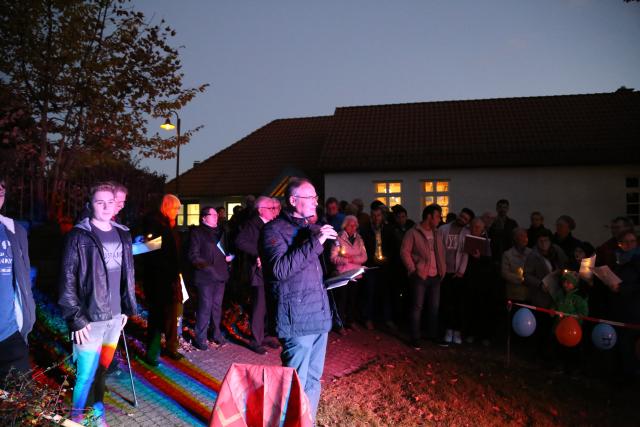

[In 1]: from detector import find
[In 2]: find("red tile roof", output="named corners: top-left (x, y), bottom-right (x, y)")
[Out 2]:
top-left (168, 116), bottom-right (332, 197)
top-left (318, 92), bottom-right (640, 171)
top-left (170, 91), bottom-right (640, 196)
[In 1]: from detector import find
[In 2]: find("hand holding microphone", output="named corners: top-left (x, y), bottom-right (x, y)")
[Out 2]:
top-left (316, 224), bottom-right (338, 245)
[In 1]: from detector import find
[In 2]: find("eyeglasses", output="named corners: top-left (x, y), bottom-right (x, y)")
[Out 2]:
top-left (257, 206), bottom-right (278, 211)
top-left (294, 195), bottom-right (319, 202)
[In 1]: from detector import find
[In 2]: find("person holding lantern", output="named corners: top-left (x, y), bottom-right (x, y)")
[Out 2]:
top-left (330, 215), bottom-right (367, 334)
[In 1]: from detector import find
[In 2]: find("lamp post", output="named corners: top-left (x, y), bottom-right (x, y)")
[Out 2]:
top-left (160, 111), bottom-right (181, 196)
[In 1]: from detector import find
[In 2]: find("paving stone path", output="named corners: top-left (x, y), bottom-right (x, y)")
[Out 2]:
top-left (103, 328), bottom-right (408, 426)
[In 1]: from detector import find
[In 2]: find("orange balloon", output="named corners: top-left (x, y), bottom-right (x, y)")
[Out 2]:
top-left (555, 317), bottom-right (582, 347)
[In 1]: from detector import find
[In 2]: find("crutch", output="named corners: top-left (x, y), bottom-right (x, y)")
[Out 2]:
top-left (121, 330), bottom-right (138, 407)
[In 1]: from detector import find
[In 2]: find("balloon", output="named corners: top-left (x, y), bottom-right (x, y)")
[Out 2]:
top-left (512, 308), bottom-right (536, 337)
top-left (591, 323), bottom-right (617, 350)
top-left (555, 317), bottom-right (582, 347)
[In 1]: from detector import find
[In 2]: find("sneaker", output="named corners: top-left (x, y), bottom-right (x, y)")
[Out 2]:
top-left (193, 341), bottom-right (208, 351)
top-left (165, 350), bottom-right (185, 360)
top-left (250, 344), bottom-right (267, 355)
top-left (453, 330), bottom-right (462, 345)
top-left (444, 329), bottom-right (453, 343)
top-left (436, 339), bottom-right (450, 348)
top-left (262, 337), bottom-right (281, 349)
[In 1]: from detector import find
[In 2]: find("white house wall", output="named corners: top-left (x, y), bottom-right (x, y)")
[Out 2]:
top-left (324, 165), bottom-right (639, 245)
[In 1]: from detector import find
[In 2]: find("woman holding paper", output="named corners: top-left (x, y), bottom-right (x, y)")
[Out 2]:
top-left (330, 215), bottom-right (367, 333)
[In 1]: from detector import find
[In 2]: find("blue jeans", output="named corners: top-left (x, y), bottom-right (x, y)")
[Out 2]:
top-left (410, 275), bottom-right (441, 341)
top-left (71, 315), bottom-right (122, 419)
top-left (280, 333), bottom-right (328, 421)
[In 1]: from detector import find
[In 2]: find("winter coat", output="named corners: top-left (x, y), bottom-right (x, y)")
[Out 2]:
top-left (188, 224), bottom-right (230, 286)
top-left (259, 210), bottom-right (332, 338)
top-left (502, 246), bottom-right (532, 302)
top-left (234, 214), bottom-right (266, 287)
top-left (523, 244), bottom-right (568, 308)
top-left (360, 223), bottom-right (394, 267)
top-left (0, 215), bottom-right (35, 343)
top-left (141, 211), bottom-right (182, 303)
top-left (610, 252), bottom-right (640, 323)
top-left (400, 225), bottom-right (446, 280)
top-left (329, 230), bottom-right (367, 275)
top-left (58, 218), bottom-right (137, 332)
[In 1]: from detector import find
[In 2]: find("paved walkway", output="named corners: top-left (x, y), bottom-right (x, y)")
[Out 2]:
top-left (103, 328), bottom-right (409, 426)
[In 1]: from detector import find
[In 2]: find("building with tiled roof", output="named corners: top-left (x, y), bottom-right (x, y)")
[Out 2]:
top-left (169, 91), bottom-right (639, 243)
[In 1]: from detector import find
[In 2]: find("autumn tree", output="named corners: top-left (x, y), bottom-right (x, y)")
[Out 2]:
top-left (0, 0), bottom-right (207, 220)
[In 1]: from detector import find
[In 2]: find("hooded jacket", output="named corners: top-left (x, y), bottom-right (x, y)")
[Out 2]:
top-left (58, 218), bottom-right (137, 332)
top-left (0, 215), bottom-right (35, 343)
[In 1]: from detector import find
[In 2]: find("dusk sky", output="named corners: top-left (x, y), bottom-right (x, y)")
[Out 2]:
top-left (136, 0), bottom-right (640, 180)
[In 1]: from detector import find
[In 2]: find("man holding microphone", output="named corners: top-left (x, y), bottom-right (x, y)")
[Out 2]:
top-left (260, 178), bottom-right (337, 422)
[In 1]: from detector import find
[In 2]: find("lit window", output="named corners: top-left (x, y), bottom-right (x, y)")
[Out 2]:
top-left (423, 180), bottom-right (450, 218)
top-left (374, 181), bottom-right (402, 207)
top-left (226, 202), bottom-right (242, 220)
top-left (177, 203), bottom-right (200, 226)
top-left (626, 177), bottom-right (639, 225)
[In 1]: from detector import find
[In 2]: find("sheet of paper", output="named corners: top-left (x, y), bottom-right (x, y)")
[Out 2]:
top-left (132, 236), bottom-right (162, 256)
top-left (593, 265), bottom-right (622, 288)
top-left (179, 273), bottom-right (189, 303)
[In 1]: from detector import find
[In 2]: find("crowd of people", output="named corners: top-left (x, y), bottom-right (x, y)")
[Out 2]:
top-left (1, 176), bottom-right (639, 425)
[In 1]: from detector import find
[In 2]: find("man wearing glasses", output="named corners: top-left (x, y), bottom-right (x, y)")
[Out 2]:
top-left (235, 196), bottom-right (281, 354)
top-left (260, 178), bottom-right (337, 422)
top-left (188, 206), bottom-right (233, 350)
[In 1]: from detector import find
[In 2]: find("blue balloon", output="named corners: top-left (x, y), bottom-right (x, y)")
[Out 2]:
top-left (591, 323), bottom-right (617, 350)
top-left (512, 308), bottom-right (537, 337)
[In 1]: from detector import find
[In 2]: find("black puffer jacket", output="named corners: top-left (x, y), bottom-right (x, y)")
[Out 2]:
top-left (260, 210), bottom-right (332, 338)
top-left (58, 219), bottom-right (137, 332)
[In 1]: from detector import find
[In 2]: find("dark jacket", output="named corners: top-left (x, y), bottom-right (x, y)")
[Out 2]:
top-left (141, 211), bottom-right (182, 301)
top-left (360, 223), bottom-right (394, 267)
top-left (489, 216), bottom-right (518, 263)
top-left (58, 218), bottom-right (137, 332)
top-left (188, 223), bottom-right (230, 285)
top-left (234, 214), bottom-right (265, 287)
top-left (0, 215), bottom-right (35, 342)
top-left (553, 232), bottom-right (581, 260)
top-left (524, 244), bottom-right (567, 308)
top-left (259, 210), bottom-right (332, 338)
top-left (611, 252), bottom-right (640, 323)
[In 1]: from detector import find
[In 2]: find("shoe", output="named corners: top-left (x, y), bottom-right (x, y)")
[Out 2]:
top-left (250, 344), bottom-right (267, 355)
top-left (453, 330), bottom-right (462, 345)
top-left (409, 339), bottom-right (422, 350)
top-left (165, 350), bottom-right (184, 360)
top-left (193, 341), bottom-right (209, 351)
top-left (436, 339), bottom-right (450, 348)
top-left (142, 356), bottom-right (159, 367)
top-left (365, 320), bottom-right (375, 331)
top-left (212, 337), bottom-right (227, 346)
top-left (444, 329), bottom-right (453, 343)
top-left (262, 337), bottom-right (281, 349)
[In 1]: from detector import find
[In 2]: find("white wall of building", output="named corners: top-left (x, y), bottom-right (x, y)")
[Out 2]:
top-left (325, 165), bottom-right (639, 245)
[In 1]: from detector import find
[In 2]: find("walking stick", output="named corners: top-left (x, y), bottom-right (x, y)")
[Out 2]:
top-left (121, 330), bottom-right (138, 407)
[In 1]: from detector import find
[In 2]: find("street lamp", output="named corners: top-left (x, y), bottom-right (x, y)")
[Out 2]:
top-left (160, 111), bottom-right (181, 196)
